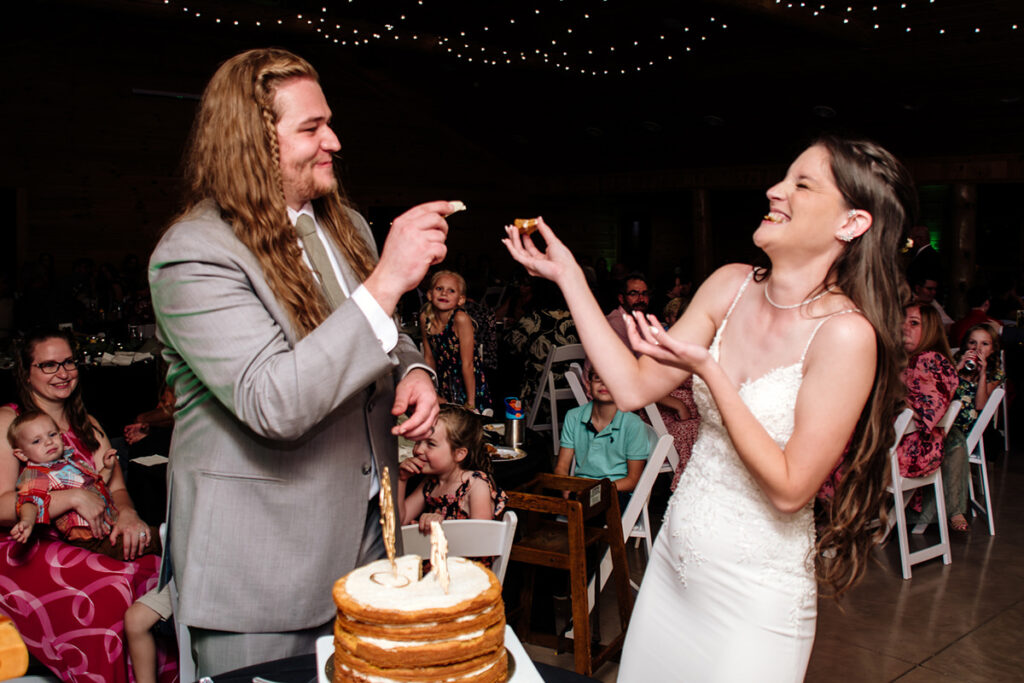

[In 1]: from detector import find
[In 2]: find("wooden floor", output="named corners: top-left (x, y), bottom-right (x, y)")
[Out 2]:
top-left (521, 436), bottom-right (1023, 682)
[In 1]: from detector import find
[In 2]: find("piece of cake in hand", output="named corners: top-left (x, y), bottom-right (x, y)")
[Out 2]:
top-left (332, 554), bottom-right (507, 682)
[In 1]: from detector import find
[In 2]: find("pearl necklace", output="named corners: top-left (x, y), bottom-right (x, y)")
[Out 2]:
top-left (763, 283), bottom-right (833, 310)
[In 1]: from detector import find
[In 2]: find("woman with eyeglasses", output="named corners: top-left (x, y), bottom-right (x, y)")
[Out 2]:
top-left (0, 328), bottom-right (176, 682)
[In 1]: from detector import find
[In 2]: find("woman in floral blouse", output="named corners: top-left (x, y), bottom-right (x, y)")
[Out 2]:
top-left (899, 305), bottom-right (958, 479)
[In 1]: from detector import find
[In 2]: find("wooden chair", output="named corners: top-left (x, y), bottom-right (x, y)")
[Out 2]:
top-left (884, 406), bottom-right (954, 579)
top-left (583, 430), bottom-right (673, 608)
top-left (525, 344), bottom-right (587, 453)
top-left (506, 474), bottom-right (633, 676)
top-left (966, 385), bottom-right (1006, 535)
top-left (400, 512), bottom-right (518, 584)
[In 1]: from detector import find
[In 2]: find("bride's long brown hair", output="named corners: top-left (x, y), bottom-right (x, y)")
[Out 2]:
top-left (176, 48), bottom-right (376, 336)
top-left (812, 136), bottom-right (916, 597)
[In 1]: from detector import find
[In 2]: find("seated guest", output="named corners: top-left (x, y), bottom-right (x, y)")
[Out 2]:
top-left (952, 323), bottom-right (1005, 433)
top-left (555, 363), bottom-right (650, 499)
top-left (397, 404), bottom-right (507, 567)
top-left (609, 276), bottom-right (697, 489)
top-left (9, 410), bottom-right (161, 559)
top-left (123, 384), bottom-right (175, 454)
top-left (605, 272), bottom-right (650, 347)
top-left (899, 305), bottom-right (958, 524)
top-left (911, 273), bottom-right (953, 329)
top-left (658, 297), bottom-right (700, 490)
top-left (949, 284), bottom-right (1000, 348)
top-left (501, 279), bottom-right (579, 408)
top-left (942, 322), bottom-right (1006, 531)
top-left (0, 329), bottom-right (175, 682)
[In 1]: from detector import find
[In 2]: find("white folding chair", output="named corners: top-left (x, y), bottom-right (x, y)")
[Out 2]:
top-left (158, 523), bottom-right (196, 683)
top-left (883, 409), bottom-right (951, 579)
top-left (912, 399), bottom-right (962, 534)
top-left (565, 364), bottom-right (588, 407)
top-left (525, 343), bottom-right (587, 453)
top-left (999, 350), bottom-right (1010, 453)
top-left (563, 430), bottom-right (672, 644)
top-left (586, 430), bottom-right (673, 606)
top-left (400, 511), bottom-right (518, 584)
top-left (966, 385), bottom-right (1006, 536)
top-left (642, 403), bottom-right (681, 474)
top-left (481, 285), bottom-right (506, 311)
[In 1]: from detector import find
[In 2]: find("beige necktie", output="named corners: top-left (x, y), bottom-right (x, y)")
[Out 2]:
top-left (295, 214), bottom-right (346, 310)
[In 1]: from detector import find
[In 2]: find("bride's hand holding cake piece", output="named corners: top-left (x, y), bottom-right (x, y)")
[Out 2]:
top-left (502, 216), bottom-right (583, 287)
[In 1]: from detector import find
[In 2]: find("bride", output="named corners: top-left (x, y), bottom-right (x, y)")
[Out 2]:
top-left (503, 136), bottom-right (914, 680)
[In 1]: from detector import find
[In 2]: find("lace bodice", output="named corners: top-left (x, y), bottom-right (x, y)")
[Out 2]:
top-left (667, 271), bottom-right (821, 612)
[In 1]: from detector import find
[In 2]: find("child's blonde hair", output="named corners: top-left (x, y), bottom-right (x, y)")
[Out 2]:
top-left (7, 410), bottom-right (54, 449)
top-left (435, 404), bottom-right (493, 477)
top-left (421, 270), bottom-right (468, 333)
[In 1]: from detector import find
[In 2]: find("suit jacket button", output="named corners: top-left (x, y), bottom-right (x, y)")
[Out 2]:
top-left (361, 463), bottom-right (372, 475)
top-left (367, 400), bottom-right (375, 411)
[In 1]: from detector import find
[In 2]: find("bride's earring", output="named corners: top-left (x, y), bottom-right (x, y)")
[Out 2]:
top-left (837, 209), bottom-right (858, 241)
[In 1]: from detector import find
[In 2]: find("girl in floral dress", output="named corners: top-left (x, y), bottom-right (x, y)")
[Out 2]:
top-left (942, 322), bottom-right (1005, 530)
top-left (420, 270), bottom-right (493, 413)
top-left (397, 405), bottom-right (508, 565)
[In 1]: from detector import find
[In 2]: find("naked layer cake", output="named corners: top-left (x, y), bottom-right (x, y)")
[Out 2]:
top-left (331, 554), bottom-right (507, 682)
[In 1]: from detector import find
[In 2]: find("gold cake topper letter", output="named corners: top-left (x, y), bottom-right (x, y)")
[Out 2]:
top-left (430, 520), bottom-right (450, 594)
top-left (379, 466), bottom-right (397, 575)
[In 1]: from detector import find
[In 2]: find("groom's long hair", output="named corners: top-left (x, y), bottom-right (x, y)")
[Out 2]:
top-left (175, 48), bottom-right (376, 336)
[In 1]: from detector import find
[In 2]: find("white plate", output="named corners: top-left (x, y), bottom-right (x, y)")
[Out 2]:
top-left (486, 445), bottom-right (527, 462)
top-left (483, 423), bottom-right (506, 436)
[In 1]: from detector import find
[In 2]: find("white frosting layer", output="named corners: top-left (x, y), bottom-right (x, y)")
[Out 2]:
top-left (341, 604), bottom-right (496, 628)
top-left (360, 628), bottom-right (485, 649)
top-left (345, 556), bottom-right (492, 612)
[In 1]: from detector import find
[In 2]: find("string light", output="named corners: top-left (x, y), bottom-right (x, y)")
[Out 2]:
top-left (153, 0), bottom-right (1023, 78)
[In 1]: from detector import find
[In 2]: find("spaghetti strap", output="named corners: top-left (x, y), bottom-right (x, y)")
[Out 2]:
top-left (713, 269), bottom-right (756, 348)
top-left (800, 308), bottom-right (860, 362)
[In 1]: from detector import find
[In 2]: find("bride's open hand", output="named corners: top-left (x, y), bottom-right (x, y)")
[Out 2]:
top-left (625, 311), bottom-right (713, 377)
top-left (501, 217), bottom-right (579, 285)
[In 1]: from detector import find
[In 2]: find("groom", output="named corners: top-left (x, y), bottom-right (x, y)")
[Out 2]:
top-left (150, 48), bottom-right (451, 676)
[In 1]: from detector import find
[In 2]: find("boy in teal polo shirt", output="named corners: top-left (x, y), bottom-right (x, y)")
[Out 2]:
top-left (555, 366), bottom-right (649, 493)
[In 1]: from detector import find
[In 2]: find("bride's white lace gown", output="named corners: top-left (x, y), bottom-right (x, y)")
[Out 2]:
top-left (618, 273), bottom-right (825, 681)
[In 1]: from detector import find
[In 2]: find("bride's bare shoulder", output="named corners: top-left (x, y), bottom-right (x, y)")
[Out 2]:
top-left (692, 264), bottom-right (756, 310)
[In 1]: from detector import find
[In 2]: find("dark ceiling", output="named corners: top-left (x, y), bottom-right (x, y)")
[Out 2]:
top-left (10, 0), bottom-right (1024, 174)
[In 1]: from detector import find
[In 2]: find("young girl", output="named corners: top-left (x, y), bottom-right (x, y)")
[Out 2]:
top-left (398, 404), bottom-right (507, 536)
top-left (952, 322), bottom-right (1004, 434)
top-left (420, 270), bottom-right (493, 413)
top-left (942, 322), bottom-right (1005, 531)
